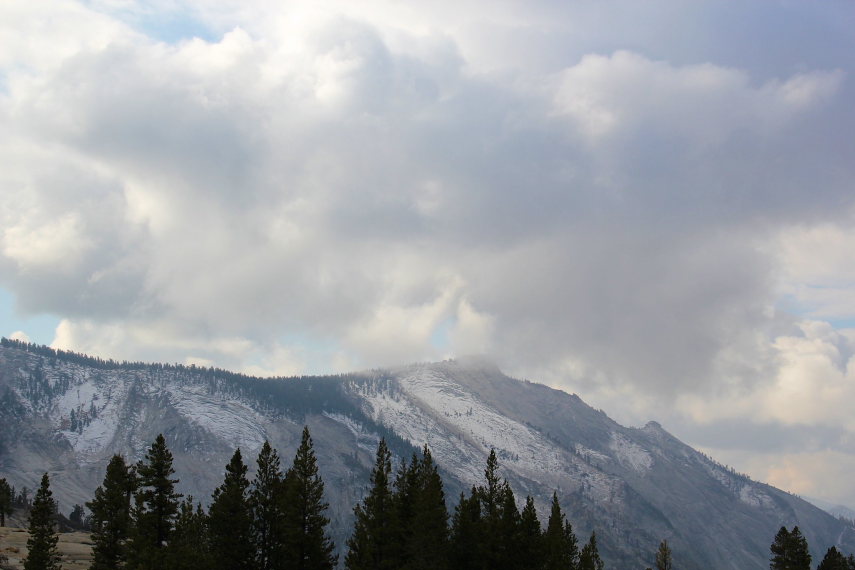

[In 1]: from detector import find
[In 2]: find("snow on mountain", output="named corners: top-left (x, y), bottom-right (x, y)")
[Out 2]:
top-left (2, 341), bottom-right (855, 569)
top-left (609, 431), bottom-right (653, 473)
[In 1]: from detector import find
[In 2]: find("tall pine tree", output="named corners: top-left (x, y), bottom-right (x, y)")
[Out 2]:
top-left (402, 446), bottom-right (449, 570)
top-left (87, 454), bottom-right (136, 570)
top-left (167, 497), bottom-right (210, 570)
top-left (770, 527), bottom-right (791, 570)
top-left (655, 539), bottom-right (672, 570)
top-left (518, 496), bottom-right (543, 570)
top-left (24, 473), bottom-right (61, 570)
top-left (449, 489), bottom-right (482, 570)
top-left (495, 485), bottom-right (522, 570)
top-left (579, 531), bottom-right (604, 570)
top-left (542, 492), bottom-right (578, 570)
top-left (476, 449), bottom-right (518, 570)
top-left (208, 449), bottom-right (254, 570)
top-left (770, 526), bottom-right (811, 570)
top-left (282, 426), bottom-right (337, 570)
top-left (345, 438), bottom-right (394, 570)
top-left (127, 434), bottom-right (182, 570)
top-left (251, 441), bottom-right (285, 570)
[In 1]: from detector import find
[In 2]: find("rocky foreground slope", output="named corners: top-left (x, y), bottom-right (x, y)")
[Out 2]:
top-left (1, 340), bottom-right (853, 568)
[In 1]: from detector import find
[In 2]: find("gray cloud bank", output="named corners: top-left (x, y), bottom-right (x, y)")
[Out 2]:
top-left (2, 0), bottom-right (855, 503)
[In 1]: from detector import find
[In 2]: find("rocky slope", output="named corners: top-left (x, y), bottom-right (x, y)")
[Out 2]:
top-left (1, 340), bottom-right (853, 568)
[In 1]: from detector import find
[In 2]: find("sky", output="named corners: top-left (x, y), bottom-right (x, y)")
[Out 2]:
top-left (2, 0), bottom-right (855, 506)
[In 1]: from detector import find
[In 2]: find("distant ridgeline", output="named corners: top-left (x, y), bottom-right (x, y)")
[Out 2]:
top-left (4, 337), bottom-right (855, 569)
top-left (0, 337), bottom-right (414, 455)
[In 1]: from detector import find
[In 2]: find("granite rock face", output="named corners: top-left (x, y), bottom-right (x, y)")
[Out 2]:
top-left (1, 343), bottom-right (853, 568)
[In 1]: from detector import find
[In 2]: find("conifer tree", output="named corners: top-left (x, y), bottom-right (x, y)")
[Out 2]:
top-left (24, 473), bottom-right (61, 570)
top-left (479, 449), bottom-right (504, 525)
top-left (0, 478), bottom-right (12, 526)
top-left (167, 497), bottom-right (210, 570)
top-left (449, 489), bottom-right (482, 570)
top-left (208, 449), bottom-right (254, 570)
top-left (251, 441), bottom-right (284, 570)
top-left (818, 546), bottom-right (849, 570)
top-left (770, 526), bottom-right (811, 570)
top-left (655, 539), bottom-right (672, 570)
top-left (788, 527), bottom-right (811, 570)
top-left (69, 505), bottom-right (85, 528)
top-left (127, 434), bottom-right (182, 570)
top-left (578, 531), bottom-right (604, 570)
top-left (389, 455), bottom-right (418, 568)
top-left (542, 492), bottom-right (578, 570)
top-left (518, 496), bottom-right (543, 570)
top-left (345, 438), bottom-right (394, 570)
top-left (282, 426), bottom-right (337, 570)
top-left (476, 449), bottom-right (518, 570)
top-left (403, 446), bottom-right (449, 570)
top-left (87, 454), bottom-right (136, 570)
top-left (770, 526), bottom-right (791, 570)
top-left (495, 485), bottom-right (522, 570)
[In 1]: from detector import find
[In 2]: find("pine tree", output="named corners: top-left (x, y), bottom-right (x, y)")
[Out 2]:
top-left (476, 449), bottom-right (517, 570)
top-left (345, 438), bottom-right (394, 570)
top-left (578, 531), bottom-right (604, 570)
top-left (479, 449), bottom-right (503, 525)
top-left (87, 454), bottom-right (136, 570)
top-left (208, 449), bottom-right (254, 570)
top-left (518, 496), bottom-right (543, 570)
top-left (69, 504), bottom-right (85, 527)
top-left (389, 456), bottom-right (418, 568)
top-left (818, 546), bottom-right (849, 570)
top-left (127, 434), bottom-right (182, 570)
top-left (655, 539), bottom-right (672, 570)
top-left (542, 492), bottom-right (578, 570)
top-left (495, 484), bottom-right (522, 570)
top-left (282, 426), bottom-right (337, 570)
top-left (788, 527), bottom-right (811, 570)
top-left (402, 446), bottom-right (449, 570)
top-left (0, 478), bottom-right (12, 526)
top-left (770, 526), bottom-right (811, 570)
top-left (251, 441), bottom-right (285, 570)
top-left (449, 489), bottom-right (482, 570)
top-left (770, 526), bottom-right (791, 570)
top-left (24, 473), bottom-right (61, 570)
top-left (166, 497), bottom-right (210, 570)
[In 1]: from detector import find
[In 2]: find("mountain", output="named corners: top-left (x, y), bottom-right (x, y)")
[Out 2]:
top-left (1, 339), bottom-right (853, 568)
top-left (807, 497), bottom-right (855, 523)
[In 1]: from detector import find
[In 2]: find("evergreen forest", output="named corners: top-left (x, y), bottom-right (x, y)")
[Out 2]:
top-left (4, 428), bottom-right (855, 570)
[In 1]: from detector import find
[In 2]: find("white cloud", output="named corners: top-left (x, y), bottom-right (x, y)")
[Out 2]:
top-left (9, 330), bottom-right (30, 342)
top-left (2, 0), bottom-right (855, 505)
top-left (553, 51), bottom-right (843, 142)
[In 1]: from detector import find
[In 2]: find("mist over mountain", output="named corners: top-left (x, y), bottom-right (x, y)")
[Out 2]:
top-left (1, 339), bottom-right (853, 569)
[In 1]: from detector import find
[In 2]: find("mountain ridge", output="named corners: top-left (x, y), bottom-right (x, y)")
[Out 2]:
top-left (1, 339), bottom-right (853, 569)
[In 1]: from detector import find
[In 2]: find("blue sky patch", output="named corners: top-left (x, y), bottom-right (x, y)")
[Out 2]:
top-left (0, 287), bottom-right (60, 345)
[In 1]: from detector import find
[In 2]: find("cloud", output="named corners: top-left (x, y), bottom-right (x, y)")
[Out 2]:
top-left (2, 0), bottom-right (855, 504)
top-left (9, 331), bottom-right (30, 342)
top-left (2, 1), bottom-right (851, 385)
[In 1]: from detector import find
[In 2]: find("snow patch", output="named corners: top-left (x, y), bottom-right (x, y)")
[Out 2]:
top-left (609, 432), bottom-right (653, 473)
top-left (167, 383), bottom-right (267, 453)
top-left (575, 443), bottom-right (610, 465)
top-left (739, 484), bottom-right (775, 509)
